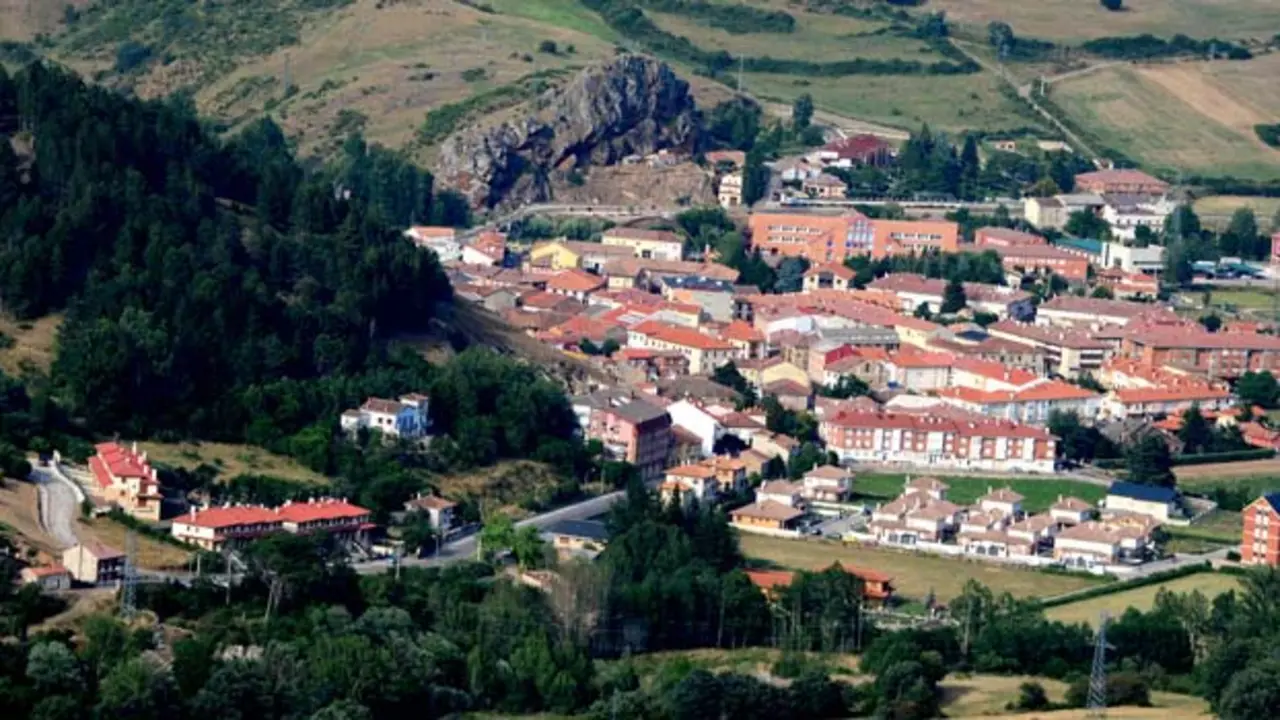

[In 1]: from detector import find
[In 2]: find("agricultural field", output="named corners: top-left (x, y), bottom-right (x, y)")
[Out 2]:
top-left (854, 473), bottom-right (1107, 513)
top-left (1175, 460), bottom-right (1280, 484)
top-left (1045, 572), bottom-right (1242, 627)
top-left (738, 534), bottom-right (1105, 602)
top-left (743, 69), bottom-right (1039, 135)
top-left (138, 441), bottom-right (330, 487)
top-left (1051, 57), bottom-right (1280, 180)
top-left (648, 10), bottom-right (934, 64)
top-left (931, 0), bottom-right (1280, 43)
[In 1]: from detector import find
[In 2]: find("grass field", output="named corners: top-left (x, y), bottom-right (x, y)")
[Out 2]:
top-left (0, 314), bottom-right (61, 377)
top-left (932, 0), bottom-right (1280, 42)
top-left (1198, 286), bottom-right (1280, 313)
top-left (1165, 508), bottom-right (1241, 553)
top-left (1052, 58), bottom-right (1280, 180)
top-left (1046, 572), bottom-right (1241, 627)
top-left (76, 517), bottom-right (193, 570)
top-left (1175, 460), bottom-right (1280, 485)
top-left (1193, 195), bottom-right (1280, 230)
top-left (744, 68), bottom-right (1039, 135)
top-left (648, 10), bottom-right (932, 64)
top-left (139, 441), bottom-right (330, 486)
top-left (854, 473), bottom-right (1106, 513)
top-left (739, 534), bottom-right (1104, 602)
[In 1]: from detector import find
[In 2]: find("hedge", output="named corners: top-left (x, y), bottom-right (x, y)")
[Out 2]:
top-left (1173, 448), bottom-right (1276, 466)
top-left (1037, 562), bottom-right (1213, 610)
top-left (1092, 448), bottom-right (1275, 471)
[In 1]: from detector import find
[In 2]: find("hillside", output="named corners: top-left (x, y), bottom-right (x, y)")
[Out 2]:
top-left (4, 0), bottom-right (1278, 190)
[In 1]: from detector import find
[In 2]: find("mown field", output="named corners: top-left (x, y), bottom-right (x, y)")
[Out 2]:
top-left (932, 0), bottom-right (1280, 42)
top-left (1193, 195), bottom-right (1280, 230)
top-left (854, 473), bottom-right (1107, 513)
top-left (739, 534), bottom-right (1104, 602)
top-left (1051, 57), bottom-right (1280, 180)
top-left (1045, 572), bottom-right (1242, 627)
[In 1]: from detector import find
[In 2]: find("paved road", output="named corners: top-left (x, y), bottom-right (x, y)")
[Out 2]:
top-left (353, 489), bottom-right (625, 575)
top-left (29, 464), bottom-right (81, 549)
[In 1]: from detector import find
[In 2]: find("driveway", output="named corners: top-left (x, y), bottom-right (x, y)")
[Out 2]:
top-left (29, 464), bottom-right (80, 549)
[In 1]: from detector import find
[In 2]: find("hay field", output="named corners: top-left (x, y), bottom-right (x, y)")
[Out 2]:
top-left (931, 0), bottom-right (1280, 42)
top-left (739, 535), bottom-right (1104, 602)
top-left (1052, 58), bottom-right (1280, 179)
top-left (1046, 572), bottom-right (1242, 627)
top-left (1193, 195), bottom-right (1280, 230)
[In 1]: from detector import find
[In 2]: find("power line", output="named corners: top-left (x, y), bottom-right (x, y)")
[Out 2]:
top-left (120, 531), bottom-right (138, 620)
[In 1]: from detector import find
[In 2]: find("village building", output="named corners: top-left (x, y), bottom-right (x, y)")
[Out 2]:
top-left (601, 227), bottom-right (684, 261)
top-left (1241, 493), bottom-right (1280, 567)
top-left (20, 565), bottom-right (72, 591)
top-left (88, 442), bottom-right (164, 521)
top-left (808, 134), bottom-right (896, 168)
top-left (461, 231), bottom-right (507, 266)
top-left (821, 411), bottom-right (1055, 473)
top-left (986, 321), bottom-right (1110, 378)
top-left (403, 494), bottom-right (458, 532)
top-left (404, 226), bottom-right (462, 263)
top-left (545, 268), bottom-right (608, 302)
top-left (802, 173), bottom-right (848, 199)
top-left (1053, 520), bottom-right (1155, 567)
top-left (528, 240), bottom-right (633, 273)
top-left (340, 394), bottom-right (431, 440)
top-left (572, 392), bottom-right (673, 483)
top-left (1103, 482), bottom-right (1178, 522)
top-left (718, 172), bottom-right (743, 208)
top-left (1049, 496), bottom-right (1096, 526)
top-left (543, 520), bottom-right (611, 560)
top-left (1120, 328), bottom-right (1280, 378)
top-left (62, 542), bottom-right (125, 586)
top-left (802, 262), bottom-right (856, 292)
top-left (170, 498), bottom-right (373, 552)
top-left (867, 274), bottom-right (1034, 320)
top-left (661, 275), bottom-right (736, 322)
top-left (1074, 169), bottom-right (1170, 196)
top-left (627, 321), bottom-right (740, 374)
top-left (744, 565), bottom-right (895, 604)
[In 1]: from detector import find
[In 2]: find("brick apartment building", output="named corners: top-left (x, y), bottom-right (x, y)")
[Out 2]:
top-left (819, 411), bottom-right (1055, 473)
top-left (1120, 328), bottom-right (1280, 378)
top-left (1242, 493), bottom-right (1280, 566)
top-left (986, 244), bottom-right (1091, 282)
top-left (747, 211), bottom-right (958, 263)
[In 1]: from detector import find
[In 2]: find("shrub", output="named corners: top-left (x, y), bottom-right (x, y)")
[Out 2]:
top-left (460, 67), bottom-right (487, 82)
top-left (1016, 682), bottom-right (1049, 711)
top-left (1256, 124), bottom-right (1280, 148)
top-left (1100, 0), bottom-right (1123, 11)
top-left (114, 41), bottom-right (153, 73)
top-left (538, 40), bottom-right (558, 54)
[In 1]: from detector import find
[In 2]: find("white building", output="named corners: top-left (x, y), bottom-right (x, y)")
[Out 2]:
top-left (1100, 194), bottom-right (1175, 242)
top-left (404, 226), bottom-right (462, 264)
top-left (666, 400), bottom-right (725, 456)
top-left (340, 394), bottom-right (431, 440)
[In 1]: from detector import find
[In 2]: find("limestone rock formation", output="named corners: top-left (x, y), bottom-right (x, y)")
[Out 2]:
top-left (436, 55), bottom-right (702, 209)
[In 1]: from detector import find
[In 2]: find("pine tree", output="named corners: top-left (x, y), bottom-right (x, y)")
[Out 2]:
top-left (941, 278), bottom-right (967, 314)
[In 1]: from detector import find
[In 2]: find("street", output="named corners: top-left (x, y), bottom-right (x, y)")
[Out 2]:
top-left (353, 489), bottom-right (625, 574)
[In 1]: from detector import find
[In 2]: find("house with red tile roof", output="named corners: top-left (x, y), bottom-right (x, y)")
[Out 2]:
top-left (545, 269), bottom-right (607, 301)
top-left (89, 442), bottom-right (164, 521)
top-left (935, 379), bottom-right (1100, 424)
top-left (810, 134), bottom-right (896, 168)
top-left (745, 565), bottom-right (895, 603)
top-left (868, 273), bottom-right (1034, 320)
top-left (802, 262), bottom-right (856, 292)
top-left (171, 498), bottom-right (373, 551)
top-left (461, 231), bottom-right (507, 266)
top-left (1121, 327), bottom-right (1280, 379)
top-left (626, 321), bottom-right (740, 374)
top-left (602, 227), bottom-right (684, 262)
top-left (1074, 169), bottom-right (1169, 195)
top-left (974, 227), bottom-right (1047, 248)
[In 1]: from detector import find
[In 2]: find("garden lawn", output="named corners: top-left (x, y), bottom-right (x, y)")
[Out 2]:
top-left (739, 534), bottom-right (1104, 602)
top-left (853, 473), bottom-right (1106, 512)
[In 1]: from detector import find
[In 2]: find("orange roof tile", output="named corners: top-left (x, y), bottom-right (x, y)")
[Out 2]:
top-left (546, 269), bottom-right (607, 293)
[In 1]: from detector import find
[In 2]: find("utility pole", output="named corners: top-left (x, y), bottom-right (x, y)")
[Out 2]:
top-left (223, 547), bottom-right (233, 606)
top-left (737, 55), bottom-right (744, 93)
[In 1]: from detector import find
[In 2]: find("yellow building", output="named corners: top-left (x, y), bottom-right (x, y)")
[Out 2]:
top-left (528, 240), bottom-right (632, 272)
top-left (760, 360), bottom-right (811, 392)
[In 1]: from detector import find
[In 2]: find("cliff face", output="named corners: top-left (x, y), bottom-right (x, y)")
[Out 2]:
top-left (436, 55), bottom-right (702, 209)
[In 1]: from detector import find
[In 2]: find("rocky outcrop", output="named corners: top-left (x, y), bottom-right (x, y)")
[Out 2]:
top-left (436, 55), bottom-right (702, 209)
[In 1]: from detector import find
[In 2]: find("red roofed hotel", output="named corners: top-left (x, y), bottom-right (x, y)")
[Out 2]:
top-left (171, 498), bottom-right (373, 551)
top-left (89, 442), bottom-right (164, 521)
top-left (820, 411), bottom-right (1055, 473)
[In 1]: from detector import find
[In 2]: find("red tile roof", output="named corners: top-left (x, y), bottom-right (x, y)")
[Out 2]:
top-left (720, 320), bottom-right (765, 343)
top-left (179, 505), bottom-right (282, 530)
top-left (632, 321), bottom-right (735, 351)
top-left (951, 357), bottom-right (1039, 387)
top-left (546, 269), bottom-right (607, 294)
top-left (277, 499), bottom-right (370, 524)
top-left (804, 262), bottom-right (856, 281)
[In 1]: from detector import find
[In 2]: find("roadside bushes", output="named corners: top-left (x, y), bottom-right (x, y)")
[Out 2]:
top-left (1255, 124), bottom-right (1280, 148)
